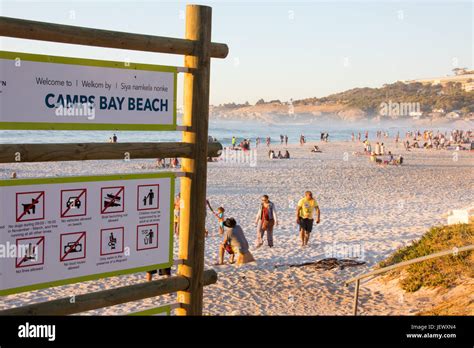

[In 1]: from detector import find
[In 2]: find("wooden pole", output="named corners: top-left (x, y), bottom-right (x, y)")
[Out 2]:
top-left (176, 4), bottom-right (213, 316)
top-left (353, 279), bottom-right (360, 316)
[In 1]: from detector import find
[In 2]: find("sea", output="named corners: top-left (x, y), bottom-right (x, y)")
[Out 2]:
top-left (0, 118), bottom-right (470, 147)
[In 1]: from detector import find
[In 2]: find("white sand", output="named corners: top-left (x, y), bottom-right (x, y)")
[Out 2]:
top-left (0, 139), bottom-right (473, 315)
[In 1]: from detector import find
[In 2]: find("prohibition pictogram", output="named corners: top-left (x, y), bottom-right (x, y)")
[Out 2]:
top-left (101, 186), bottom-right (125, 214)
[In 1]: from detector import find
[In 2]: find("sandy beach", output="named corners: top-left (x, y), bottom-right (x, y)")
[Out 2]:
top-left (0, 139), bottom-right (472, 315)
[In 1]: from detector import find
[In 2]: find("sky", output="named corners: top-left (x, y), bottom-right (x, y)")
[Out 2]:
top-left (0, 0), bottom-right (472, 106)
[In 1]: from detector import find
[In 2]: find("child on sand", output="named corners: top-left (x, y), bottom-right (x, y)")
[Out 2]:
top-left (207, 200), bottom-right (225, 235)
top-left (214, 207), bottom-right (225, 235)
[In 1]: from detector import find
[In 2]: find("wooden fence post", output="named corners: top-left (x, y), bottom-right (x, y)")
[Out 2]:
top-left (353, 279), bottom-right (360, 316)
top-left (176, 4), bottom-right (212, 316)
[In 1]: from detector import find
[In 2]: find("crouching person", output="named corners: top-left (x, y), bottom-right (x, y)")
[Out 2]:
top-left (216, 218), bottom-right (255, 266)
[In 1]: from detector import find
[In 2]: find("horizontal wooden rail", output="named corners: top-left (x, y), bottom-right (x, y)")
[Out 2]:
top-left (345, 244), bottom-right (474, 285)
top-left (0, 141), bottom-right (222, 163)
top-left (0, 16), bottom-right (229, 59)
top-left (0, 269), bottom-right (217, 316)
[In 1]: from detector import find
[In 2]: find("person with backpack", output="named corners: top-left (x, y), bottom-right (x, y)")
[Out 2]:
top-left (255, 195), bottom-right (278, 248)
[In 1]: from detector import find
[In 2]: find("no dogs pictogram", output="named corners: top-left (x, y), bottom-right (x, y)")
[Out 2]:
top-left (16, 191), bottom-right (45, 222)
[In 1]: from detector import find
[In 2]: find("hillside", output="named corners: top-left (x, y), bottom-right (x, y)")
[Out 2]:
top-left (211, 81), bottom-right (474, 123)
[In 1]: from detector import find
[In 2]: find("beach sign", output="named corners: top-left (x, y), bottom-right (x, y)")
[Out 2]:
top-left (0, 51), bottom-right (177, 130)
top-left (0, 173), bottom-right (174, 295)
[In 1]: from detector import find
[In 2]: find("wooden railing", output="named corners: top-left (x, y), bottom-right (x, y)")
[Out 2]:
top-left (0, 16), bottom-right (228, 58)
top-left (0, 142), bottom-right (222, 163)
top-left (345, 244), bottom-right (474, 315)
top-left (0, 269), bottom-right (217, 316)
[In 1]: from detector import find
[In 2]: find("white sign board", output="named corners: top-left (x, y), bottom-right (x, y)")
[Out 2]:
top-left (0, 51), bottom-right (177, 130)
top-left (0, 173), bottom-right (174, 295)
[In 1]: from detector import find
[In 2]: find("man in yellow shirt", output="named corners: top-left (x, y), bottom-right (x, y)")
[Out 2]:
top-left (296, 191), bottom-right (320, 246)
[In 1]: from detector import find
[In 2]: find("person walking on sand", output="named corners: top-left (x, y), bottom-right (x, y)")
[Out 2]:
top-left (255, 195), bottom-right (278, 248)
top-left (216, 218), bottom-right (255, 266)
top-left (296, 191), bottom-right (320, 247)
top-left (232, 136), bottom-right (236, 149)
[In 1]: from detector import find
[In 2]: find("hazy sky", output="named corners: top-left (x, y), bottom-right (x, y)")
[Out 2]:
top-left (1, 0), bottom-right (472, 106)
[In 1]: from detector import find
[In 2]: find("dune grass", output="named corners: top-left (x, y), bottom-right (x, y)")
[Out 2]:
top-left (379, 223), bottom-right (473, 292)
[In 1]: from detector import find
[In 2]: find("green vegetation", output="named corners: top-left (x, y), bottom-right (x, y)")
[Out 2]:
top-left (379, 223), bottom-right (473, 292)
top-left (295, 82), bottom-right (474, 115)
